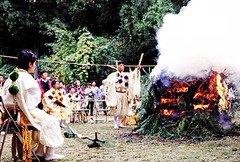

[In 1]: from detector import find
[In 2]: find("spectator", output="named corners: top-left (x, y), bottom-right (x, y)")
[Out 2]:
top-left (36, 70), bottom-right (52, 109)
top-left (74, 80), bottom-right (85, 99)
top-left (91, 81), bottom-right (100, 115)
top-left (59, 81), bottom-right (68, 95)
top-left (85, 82), bottom-right (94, 116)
top-left (99, 80), bottom-right (107, 115)
top-left (66, 86), bottom-right (86, 122)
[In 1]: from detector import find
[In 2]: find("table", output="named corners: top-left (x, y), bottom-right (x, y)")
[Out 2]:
top-left (94, 100), bottom-right (109, 123)
top-left (72, 99), bottom-right (89, 123)
top-left (72, 99), bottom-right (109, 123)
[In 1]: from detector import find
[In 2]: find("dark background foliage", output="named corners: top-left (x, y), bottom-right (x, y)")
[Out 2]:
top-left (0, 0), bottom-right (190, 85)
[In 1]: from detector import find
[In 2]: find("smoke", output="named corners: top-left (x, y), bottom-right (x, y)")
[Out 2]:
top-left (151, 0), bottom-right (240, 80)
top-left (217, 113), bottom-right (233, 130)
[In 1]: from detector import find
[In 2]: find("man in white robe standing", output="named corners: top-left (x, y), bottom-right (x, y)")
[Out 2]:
top-left (104, 61), bottom-right (141, 129)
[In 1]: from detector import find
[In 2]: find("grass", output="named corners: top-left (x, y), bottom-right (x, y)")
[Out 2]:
top-left (0, 115), bottom-right (240, 161)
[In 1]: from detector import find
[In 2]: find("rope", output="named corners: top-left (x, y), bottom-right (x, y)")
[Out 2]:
top-left (142, 67), bottom-right (149, 75)
top-left (0, 54), bottom-right (156, 67)
top-left (17, 108), bottom-right (32, 162)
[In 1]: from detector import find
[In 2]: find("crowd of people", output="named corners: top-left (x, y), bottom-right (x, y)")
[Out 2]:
top-left (36, 69), bottom-right (108, 127)
top-left (0, 49), bottom-right (141, 161)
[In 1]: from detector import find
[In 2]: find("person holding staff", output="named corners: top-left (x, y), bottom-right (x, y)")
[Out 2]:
top-left (104, 60), bottom-right (141, 129)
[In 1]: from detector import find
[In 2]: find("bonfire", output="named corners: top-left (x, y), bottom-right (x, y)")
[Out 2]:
top-left (136, 68), bottom-right (240, 139)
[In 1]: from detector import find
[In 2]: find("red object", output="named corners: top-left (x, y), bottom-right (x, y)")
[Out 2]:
top-left (120, 87), bottom-right (123, 92)
top-left (37, 79), bottom-right (52, 99)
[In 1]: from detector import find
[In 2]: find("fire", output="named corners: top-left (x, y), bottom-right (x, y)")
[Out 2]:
top-left (193, 104), bottom-right (210, 110)
top-left (161, 98), bottom-right (178, 104)
top-left (216, 74), bottom-right (229, 112)
top-left (216, 74), bottom-right (224, 97)
top-left (161, 109), bottom-right (174, 116)
top-left (167, 81), bottom-right (190, 93)
top-left (157, 71), bottom-right (229, 117)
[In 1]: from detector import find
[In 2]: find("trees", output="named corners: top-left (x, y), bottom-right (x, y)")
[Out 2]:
top-left (0, 1), bottom-right (59, 59)
top-left (116, 0), bottom-right (190, 65)
top-left (0, 0), bottom-right (190, 83)
top-left (39, 19), bottom-right (117, 85)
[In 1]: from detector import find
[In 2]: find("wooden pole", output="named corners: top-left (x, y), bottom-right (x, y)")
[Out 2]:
top-left (138, 53), bottom-right (144, 66)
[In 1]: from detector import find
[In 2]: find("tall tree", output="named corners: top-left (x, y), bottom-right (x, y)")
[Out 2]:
top-left (116, 0), bottom-right (190, 65)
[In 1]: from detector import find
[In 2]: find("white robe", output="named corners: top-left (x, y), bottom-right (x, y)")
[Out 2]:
top-left (43, 88), bottom-right (72, 121)
top-left (1, 69), bottom-right (64, 148)
top-left (104, 69), bottom-right (140, 117)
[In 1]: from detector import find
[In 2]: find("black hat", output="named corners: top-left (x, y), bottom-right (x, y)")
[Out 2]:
top-left (117, 60), bottom-right (124, 65)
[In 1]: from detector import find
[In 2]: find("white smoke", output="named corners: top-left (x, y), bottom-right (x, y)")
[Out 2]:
top-left (151, 0), bottom-right (240, 80)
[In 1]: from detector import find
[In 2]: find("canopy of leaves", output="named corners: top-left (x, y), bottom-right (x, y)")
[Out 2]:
top-left (116, 0), bottom-right (190, 65)
top-left (0, 0), bottom-right (190, 84)
top-left (39, 18), bottom-right (117, 86)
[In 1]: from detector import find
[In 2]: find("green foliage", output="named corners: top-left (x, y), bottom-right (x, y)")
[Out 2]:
top-left (116, 0), bottom-right (190, 65)
top-left (0, 64), bottom-right (16, 79)
top-left (39, 18), bottom-right (117, 86)
top-left (135, 79), bottom-right (240, 139)
top-left (0, 0), bottom-right (62, 61)
top-left (0, 0), bottom-right (192, 88)
top-left (63, 0), bottom-right (123, 35)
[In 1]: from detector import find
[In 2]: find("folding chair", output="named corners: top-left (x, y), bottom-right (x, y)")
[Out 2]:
top-left (0, 96), bottom-right (40, 162)
top-left (72, 99), bottom-right (89, 123)
top-left (94, 100), bottom-right (110, 123)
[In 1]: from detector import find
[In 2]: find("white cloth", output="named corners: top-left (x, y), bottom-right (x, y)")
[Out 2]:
top-left (1, 69), bottom-right (64, 148)
top-left (43, 88), bottom-right (71, 121)
top-left (91, 86), bottom-right (100, 99)
top-left (66, 93), bottom-right (87, 111)
top-left (85, 87), bottom-right (94, 100)
top-left (104, 69), bottom-right (140, 117)
top-left (99, 85), bottom-right (105, 99)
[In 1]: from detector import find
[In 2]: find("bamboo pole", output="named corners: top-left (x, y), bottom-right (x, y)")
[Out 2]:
top-left (138, 53), bottom-right (144, 66)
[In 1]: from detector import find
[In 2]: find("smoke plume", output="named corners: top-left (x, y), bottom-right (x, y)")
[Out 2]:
top-left (152, 0), bottom-right (240, 80)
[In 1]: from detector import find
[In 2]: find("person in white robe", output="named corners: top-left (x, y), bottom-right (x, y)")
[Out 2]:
top-left (66, 86), bottom-right (86, 122)
top-left (104, 61), bottom-right (141, 129)
top-left (1, 49), bottom-right (64, 161)
top-left (42, 80), bottom-right (72, 128)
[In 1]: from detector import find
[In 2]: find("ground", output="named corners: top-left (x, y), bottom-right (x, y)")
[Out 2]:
top-left (0, 114), bottom-right (240, 162)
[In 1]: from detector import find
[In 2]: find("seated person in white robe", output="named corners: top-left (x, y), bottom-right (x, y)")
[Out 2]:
top-left (66, 86), bottom-right (86, 122)
top-left (42, 80), bottom-right (72, 128)
top-left (1, 49), bottom-right (64, 161)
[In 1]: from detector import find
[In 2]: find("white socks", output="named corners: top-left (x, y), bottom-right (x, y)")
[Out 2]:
top-left (44, 146), bottom-right (64, 161)
top-left (35, 143), bottom-right (45, 157)
top-left (114, 116), bottom-right (126, 129)
top-left (114, 117), bottom-right (119, 129)
top-left (60, 120), bottom-right (66, 128)
top-left (118, 117), bottom-right (126, 128)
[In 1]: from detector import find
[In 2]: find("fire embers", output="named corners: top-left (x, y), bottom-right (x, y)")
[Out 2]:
top-left (155, 71), bottom-right (230, 117)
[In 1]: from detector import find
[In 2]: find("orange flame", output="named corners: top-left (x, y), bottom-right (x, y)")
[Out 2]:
top-left (161, 109), bottom-right (174, 116)
top-left (161, 98), bottom-right (178, 104)
top-left (216, 74), bottom-right (224, 98)
top-left (193, 104), bottom-right (210, 110)
top-left (167, 81), bottom-right (190, 93)
top-left (158, 72), bottom-right (228, 116)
